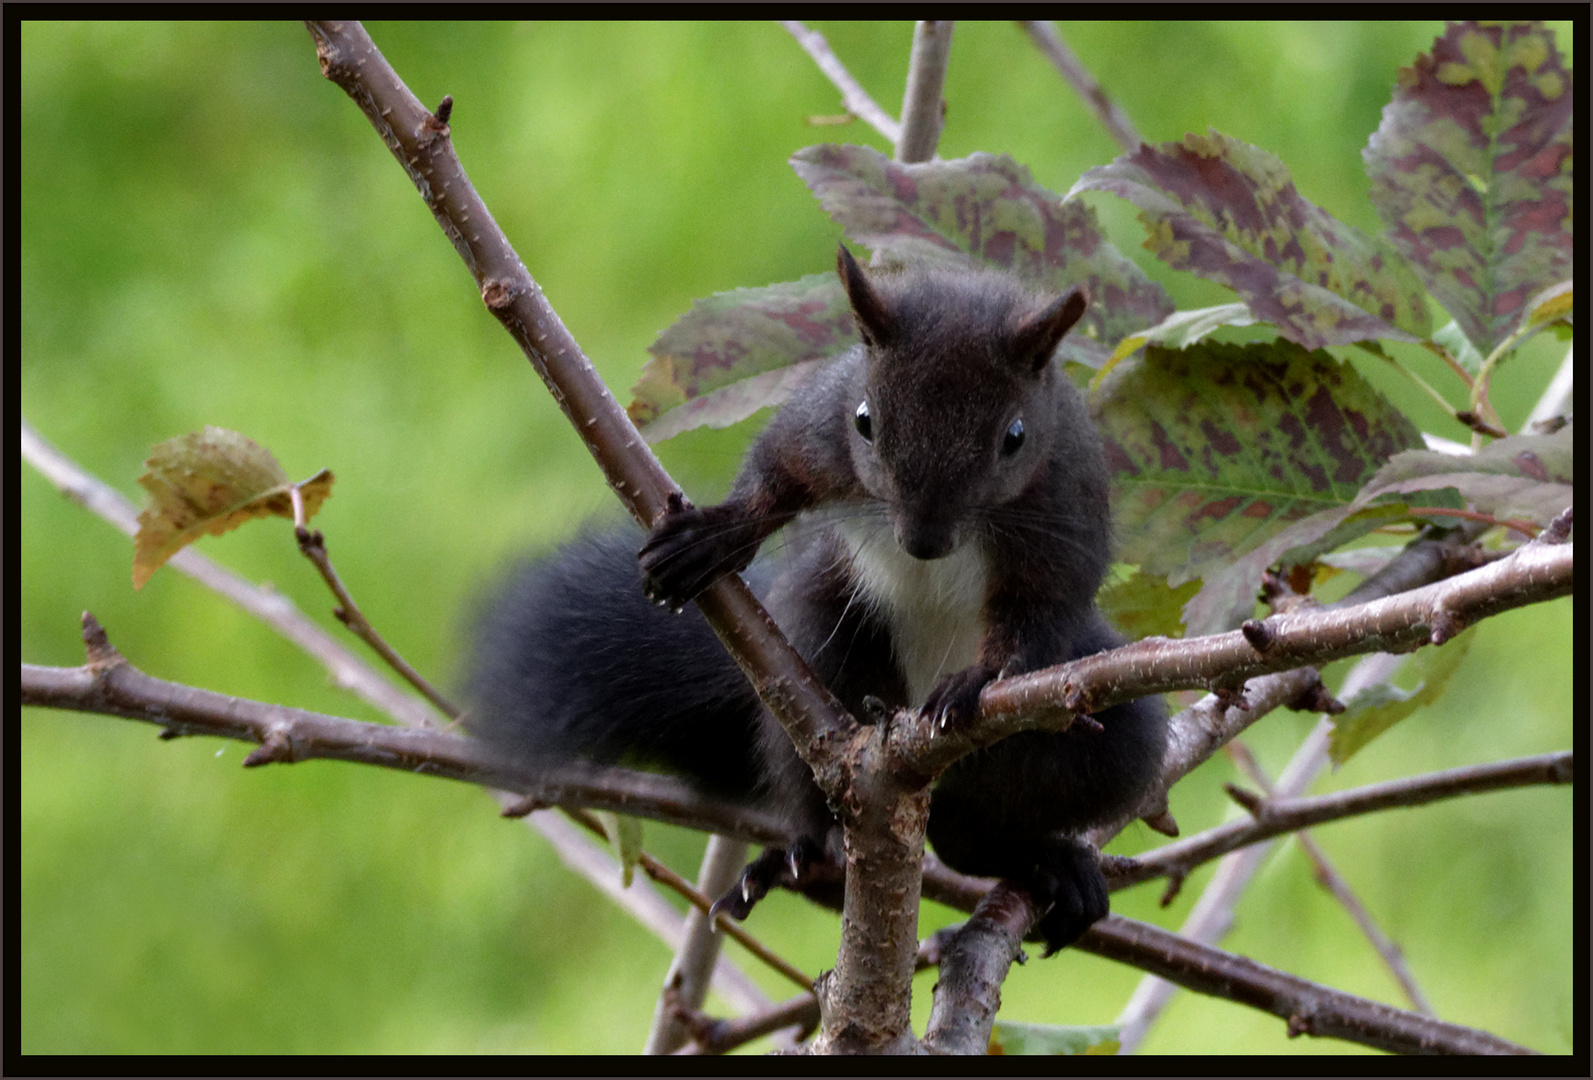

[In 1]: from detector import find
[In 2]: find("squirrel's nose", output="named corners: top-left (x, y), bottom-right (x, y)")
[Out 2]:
top-left (897, 522), bottom-right (956, 561)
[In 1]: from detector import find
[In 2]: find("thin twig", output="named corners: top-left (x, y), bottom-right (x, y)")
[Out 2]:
top-left (1084, 915), bottom-right (1532, 1055)
top-left (526, 810), bottom-right (772, 1019)
top-left (1226, 741), bottom-right (1436, 1016)
top-left (1018, 21), bottom-right (1143, 153)
top-left (646, 834), bottom-right (755, 1054)
top-left (21, 630), bottom-right (791, 846)
top-left (560, 809), bottom-right (812, 997)
top-left (1119, 749), bottom-right (1574, 892)
top-left (293, 525), bottom-right (460, 717)
top-left (780, 21), bottom-right (900, 145)
top-left (677, 993), bottom-right (821, 1055)
top-left (24, 416), bottom-right (796, 997)
top-left (629, 837), bottom-right (816, 995)
top-left (1113, 653), bottom-right (1398, 1052)
top-left (915, 863), bottom-right (1534, 1055)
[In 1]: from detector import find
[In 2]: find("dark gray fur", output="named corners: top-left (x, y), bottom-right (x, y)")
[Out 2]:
top-left (465, 249), bottom-right (1167, 952)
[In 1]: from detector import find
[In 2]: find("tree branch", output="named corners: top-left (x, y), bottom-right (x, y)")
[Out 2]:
top-left (291, 524), bottom-right (459, 717)
top-left (645, 834), bottom-right (754, 1054)
top-left (1118, 751), bottom-right (1573, 891)
top-left (1018, 21), bottom-right (1144, 152)
top-left (959, 535), bottom-right (1572, 759)
top-left (896, 21), bottom-right (954, 164)
top-left (916, 859), bottom-right (1533, 1055)
top-left (525, 810), bottom-right (772, 1021)
top-left (302, 20), bottom-right (853, 776)
top-left (306, 24), bottom-right (930, 1047)
top-left (781, 21), bottom-right (901, 146)
top-left (20, 416), bottom-right (442, 731)
top-left (1225, 739), bottom-right (1436, 1017)
top-left (921, 883), bottom-right (1033, 1054)
top-left (21, 617), bottom-right (790, 846)
top-left (677, 992), bottom-right (821, 1055)
top-left (1081, 917), bottom-right (1533, 1055)
top-left (1113, 651), bottom-right (1396, 1050)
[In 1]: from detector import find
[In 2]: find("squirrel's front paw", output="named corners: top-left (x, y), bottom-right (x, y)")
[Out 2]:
top-left (922, 662), bottom-right (999, 731)
top-left (638, 494), bottom-right (757, 608)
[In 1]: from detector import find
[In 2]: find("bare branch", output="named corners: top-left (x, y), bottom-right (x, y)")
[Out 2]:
top-left (303, 21), bottom-right (853, 774)
top-left (968, 536), bottom-right (1572, 750)
top-left (621, 831), bottom-right (815, 995)
top-left (1227, 740), bottom-right (1435, 1016)
top-left (1018, 21), bottom-right (1143, 152)
top-left (526, 811), bottom-right (771, 1020)
top-left (896, 21), bottom-right (954, 163)
top-left (781, 21), bottom-right (901, 145)
top-left (292, 525), bottom-right (459, 717)
top-left (678, 993), bottom-right (821, 1055)
top-left (921, 883), bottom-right (1033, 1054)
top-left (21, 625), bottom-right (790, 846)
top-left (1120, 751), bottom-right (1574, 891)
top-left (646, 834), bottom-right (754, 1054)
top-left (1082, 917), bottom-right (1533, 1055)
top-left (1113, 652), bottom-right (1397, 1050)
top-left (916, 858), bottom-right (1534, 1055)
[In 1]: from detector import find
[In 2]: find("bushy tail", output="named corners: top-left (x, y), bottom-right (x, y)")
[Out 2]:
top-left (463, 527), bottom-right (764, 798)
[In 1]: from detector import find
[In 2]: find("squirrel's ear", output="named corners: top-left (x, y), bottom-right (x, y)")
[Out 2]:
top-left (1013, 287), bottom-right (1088, 373)
top-left (837, 244), bottom-right (895, 348)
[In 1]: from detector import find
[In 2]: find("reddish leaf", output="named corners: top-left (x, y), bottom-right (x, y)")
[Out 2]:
top-left (1358, 424), bottom-right (1573, 529)
top-left (1071, 130), bottom-right (1432, 350)
top-left (1364, 21), bottom-right (1573, 356)
top-left (629, 274), bottom-right (855, 435)
top-left (790, 144), bottom-right (1173, 353)
top-left (1096, 341), bottom-right (1424, 625)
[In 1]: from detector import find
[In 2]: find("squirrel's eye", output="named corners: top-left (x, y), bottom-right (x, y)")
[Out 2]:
top-left (854, 401), bottom-right (873, 442)
top-left (1001, 417), bottom-right (1025, 456)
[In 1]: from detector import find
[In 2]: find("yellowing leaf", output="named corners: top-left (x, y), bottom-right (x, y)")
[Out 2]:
top-left (989, 1021), bottom-right (1120, 1055)
top-left (1519, 279), bottom-right (1572, 337)
top-left (133, 426), bottom-right (333, 588)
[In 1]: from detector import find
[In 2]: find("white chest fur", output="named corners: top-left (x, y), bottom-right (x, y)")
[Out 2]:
top-left (836, 519), bottom-right (989, 706)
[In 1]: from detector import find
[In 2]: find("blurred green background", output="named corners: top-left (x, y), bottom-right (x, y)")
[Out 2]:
top-left (20, 21), bottom-right (1572, 1055)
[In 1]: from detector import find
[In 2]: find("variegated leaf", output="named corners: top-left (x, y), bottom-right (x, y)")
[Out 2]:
top-left (1364, 21), bottom-right (1573, 355)
top-left (1071, 130), bottom-right (1432, 350)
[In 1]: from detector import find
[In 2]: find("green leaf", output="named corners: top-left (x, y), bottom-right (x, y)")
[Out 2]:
top-left (1329, 628), bottom-right (1477, 765)
top-left (1514, 279), bottom-right (1573, 341)
top-left (989, 1021), bottom-right (1120, 1056)
top-left (629, 274), bottom-right (855, 437)
top-left (1105, 302), bottom-right (1257, 368)
top-left (790, 144), bottom-right (1174, 352)
top-left (133, 426), bottom-right (333, 589)
top-left (1432, 320), bottom-right (1486, 375)
top-left (1364, 22), bottom-right (1573, 356)
top-left (1097, 568), bottom-right (1199, 640)
top-left (1070, 130), bottom-right (1431, 349)
top-left (595, 812), bottom-right (645, 888)
top-left (1097, 340), bottom-right (1425, 593)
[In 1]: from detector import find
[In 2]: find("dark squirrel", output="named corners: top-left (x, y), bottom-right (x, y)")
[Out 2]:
top-left (465, 246), bottom-right (1168, 953)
